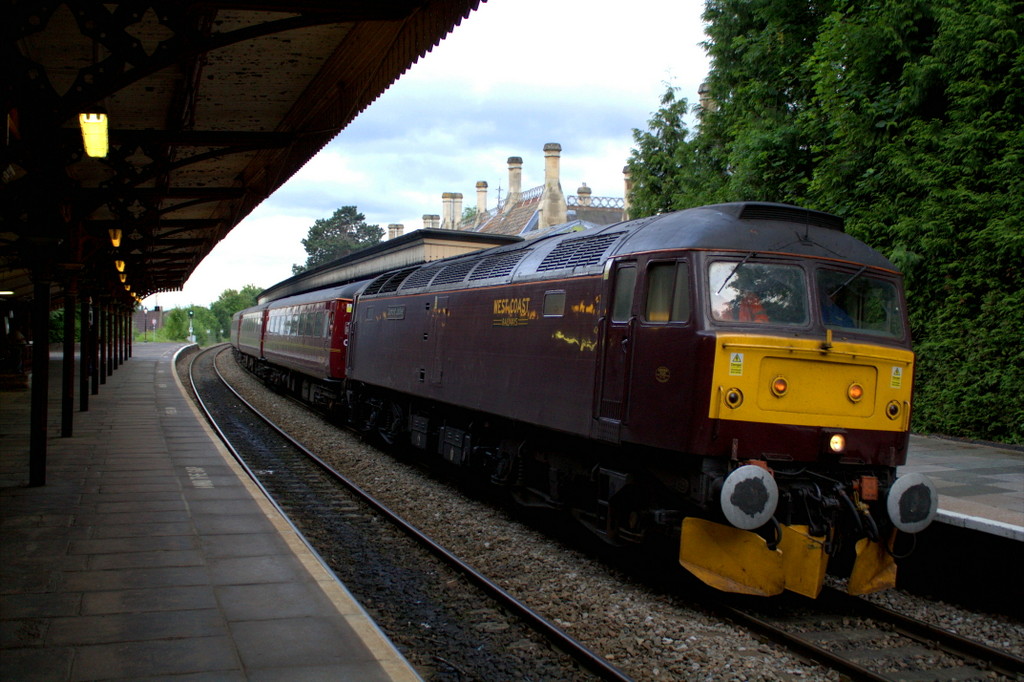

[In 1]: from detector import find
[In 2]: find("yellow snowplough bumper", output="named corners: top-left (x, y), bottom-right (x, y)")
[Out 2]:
top-left (679, 518), bottom-right (896, 598)
top-left (847, 531), bottom-right (898, 596)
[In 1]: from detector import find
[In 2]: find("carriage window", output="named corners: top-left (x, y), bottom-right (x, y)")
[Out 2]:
top-left (544, 291), bottom-right (566, 317)
top-left (611, 266), bottom-right (637, 322)
top-left (816, 269), bottom-right (903, 338)
top-left (646, 262), bottom-right (690, 323)
top-left (709, 261), bottom-right (808, 325)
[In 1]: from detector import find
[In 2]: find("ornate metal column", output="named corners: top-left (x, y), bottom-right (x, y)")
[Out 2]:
top-left (61, 273), bottom-right (78, 437)
top-left (80, 295), bottom-right (91, 410)
top-left (29, 267), bottom-right (51, 487)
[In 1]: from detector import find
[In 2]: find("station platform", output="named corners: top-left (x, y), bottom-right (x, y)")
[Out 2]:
top-left (0, 342), bottom-right (419, 681)
top-left (902, 434), bottom-right (1023, 541)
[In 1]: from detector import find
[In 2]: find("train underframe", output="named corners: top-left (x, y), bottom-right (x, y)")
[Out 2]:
top-left (236, 351), bottom-right (918, 599)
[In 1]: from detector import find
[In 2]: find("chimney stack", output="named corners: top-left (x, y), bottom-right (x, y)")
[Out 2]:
top-left (441, 192), bottom-right (455, 229)
top-left (475, 181), bottom-right (488, 226)
top-left (423, 214), bottom-right (440, 230)
top-left (698, 81), bottom-right (717, 114)
top-left (577, 183), bottom-right (592, 207)
top-left (503, 156), bottom-right (523, 214)
top-left (388, 224), bottom-right (404, 240)
top-left (622, 166), bottom-right (633, 220)
top-left (452, 192), bottom-right (463, 229)
top-left (539, 142), bottom-right (566, 229)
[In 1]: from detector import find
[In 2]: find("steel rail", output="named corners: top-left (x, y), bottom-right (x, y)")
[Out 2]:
top-left (192, 345), bottom-right (633, 682)
top-left (716, 604), bottom-right (890, 682)
top-left (821, 587), bottom-right (1024, 678)
top-left (716, 587), bottom-right (1024, 682)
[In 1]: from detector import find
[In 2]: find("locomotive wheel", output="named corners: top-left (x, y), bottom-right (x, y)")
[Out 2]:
top-left (377, 401), bottom-right (406, 446)
top-left (491, 438), bottom-right (525, 486)
top-left (608, 486), bottom-right (647, 544)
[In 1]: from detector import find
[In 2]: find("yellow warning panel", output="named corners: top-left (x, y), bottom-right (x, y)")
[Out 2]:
top-left (729, 352), bottom-right (744, 376)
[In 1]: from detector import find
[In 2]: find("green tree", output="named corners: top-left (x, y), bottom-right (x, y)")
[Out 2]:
top-left (292, 206), bottom-right (383, 275)
top-left (628, 0), bottom-right (1023, 442)
top-left (807, 0), bottom-right (1023, 442)
top-left (626, 86), bottom-right (698, 216)
top-left (628, 1), bottom-right (832, 214)
top-left (209, 285), bottom-right (261, 339)
top-left (699, 0), bottom-right (831, 204)
top-left (162, 306), bottom-right (221, 345)
top-left (48, 308), bottom-right (81, 343)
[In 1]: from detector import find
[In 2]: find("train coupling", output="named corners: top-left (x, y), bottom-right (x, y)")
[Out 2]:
top-left (678, 468), bottom-right (939, 598)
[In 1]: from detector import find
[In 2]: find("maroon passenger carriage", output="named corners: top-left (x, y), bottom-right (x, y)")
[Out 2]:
top-left (232, 202), bottom-right (938, 598)
top-left (230, 280), bottom-right (362, 411)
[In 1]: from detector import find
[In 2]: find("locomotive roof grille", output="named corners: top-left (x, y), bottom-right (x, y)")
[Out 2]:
top-left (537, 232), bottom-right (625, 271)
top-left (739, 204), bottom-right (844, 231)
top-left (361, 272), bottom-right (394, 296)
top-left (399, 264), bottom-right (446, 290)
top-left (431, 259), bottom-right (478, 286)
top-left (377, 266), bottom-right (419, 293)
top-left (468, 251), bottom-right (528, 281)
top-left (362, 266), bottom-right (417, 295)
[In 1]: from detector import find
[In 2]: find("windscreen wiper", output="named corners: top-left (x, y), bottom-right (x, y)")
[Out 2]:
top-left (717, 252), bottom-right (757, 295)
top-left (828, 265), bottom-right (867, 298)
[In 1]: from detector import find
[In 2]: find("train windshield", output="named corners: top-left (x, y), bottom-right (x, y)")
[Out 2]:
top-left (816, 268), bottom-right (904, 338)
top-left (709, 261), bottom-right (808, 325)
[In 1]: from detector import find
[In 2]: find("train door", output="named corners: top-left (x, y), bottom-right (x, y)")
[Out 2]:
top-left (597, 260), bottom-right (638, 423)
top-left (429, 295), bottom-right (449, 385)
top-left (259, 309), bottom-right (268, 359)
top-left (625, 258), bottom-right (696, 449)
top-left (328, 299), bottom-right (352, 379)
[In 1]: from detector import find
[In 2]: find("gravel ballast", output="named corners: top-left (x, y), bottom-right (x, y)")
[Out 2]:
top-left (182, 346), bottom-right (1022, 680)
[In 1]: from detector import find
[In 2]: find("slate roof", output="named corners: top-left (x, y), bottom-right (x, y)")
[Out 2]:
top-left (467, 187), bottom-right (625, 239)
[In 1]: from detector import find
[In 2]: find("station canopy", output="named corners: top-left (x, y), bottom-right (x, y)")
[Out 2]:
top-left (1, 0), bottom-right (482, 305)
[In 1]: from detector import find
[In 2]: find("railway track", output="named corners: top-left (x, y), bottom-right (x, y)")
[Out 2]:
top-left (187, 344), bottom-right (1023, 681)
top-left (719, 586), bottom-right (1024, 681)
top-left (188, 345), bottom-right (631, 681)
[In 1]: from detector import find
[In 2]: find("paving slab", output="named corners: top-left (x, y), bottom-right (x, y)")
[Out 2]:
top-left (0, 342), bottom-right (419, 681)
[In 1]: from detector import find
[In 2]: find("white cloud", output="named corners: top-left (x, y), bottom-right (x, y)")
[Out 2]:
top-left (144, 0), bottom-right (709, 310)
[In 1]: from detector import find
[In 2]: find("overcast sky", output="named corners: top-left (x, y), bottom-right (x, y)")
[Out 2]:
top-left (143, 0), bottom-right (710, 311)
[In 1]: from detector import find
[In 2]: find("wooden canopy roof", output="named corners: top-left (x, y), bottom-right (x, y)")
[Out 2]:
top-left (1, 0), bottom-right (482, 306)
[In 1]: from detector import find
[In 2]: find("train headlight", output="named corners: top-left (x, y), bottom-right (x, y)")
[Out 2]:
top-left (847, 382), bottom-right (864, 403)
top-left (886, 400), bottom-right (901, 420)
top-left (887, 473), bottom-right (938, 533)
top-left (720, 465), bottom-right (778, 530)
top-left (770, 376), bottom-right (788, 397)
top-left (725, 388), bottom-right (744, 408)
top-left (828, 434), bottom-right (846, 453)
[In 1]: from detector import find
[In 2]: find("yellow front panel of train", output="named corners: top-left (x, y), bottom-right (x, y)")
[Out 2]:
top-left (709, 334), bottom-right (913, 432)
top-left (757, 357), bottom-right (877, 417)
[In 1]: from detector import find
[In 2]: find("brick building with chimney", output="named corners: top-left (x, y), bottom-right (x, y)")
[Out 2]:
top-left (396, 143), bottom-right (630, 242)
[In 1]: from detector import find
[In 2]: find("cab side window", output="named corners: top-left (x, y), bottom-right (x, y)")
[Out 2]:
top-left (645, 261), bottom-right (690, 323)
top-left (611, 266), bottom-right (637, 322)
top-left (544, 290), bottom-right (566, 317)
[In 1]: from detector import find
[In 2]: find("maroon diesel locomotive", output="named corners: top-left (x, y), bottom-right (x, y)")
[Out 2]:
top-left (231, 202), bottom-right (938, 598)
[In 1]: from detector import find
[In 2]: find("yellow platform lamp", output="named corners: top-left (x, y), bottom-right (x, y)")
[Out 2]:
top-left (79, 109), bottom-right (109, 158)
top-left (108, 227), bottom-right (122, 248)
